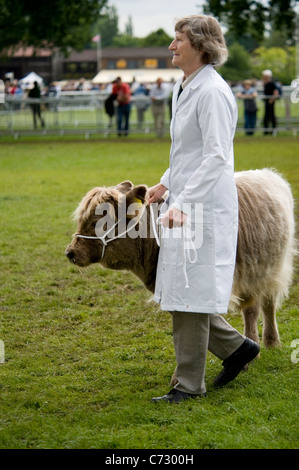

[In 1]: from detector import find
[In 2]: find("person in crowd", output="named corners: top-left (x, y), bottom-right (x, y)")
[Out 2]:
top-left (104, 90), bottom-right (117, 129)
top-left (150, 77), bottom-right (168, 137)
top-left (112, 77), bottom-right (132, 136)
top-left (262, 69), bottom-right (279, 135)
top-left (148, 14), bottom-right (259, 404)
top-left (133, 83), bottom-right (149, 129)
top-left (236, 79), bottom-right (258, 135)
top-left (28, 81), bottom-right (45, 128)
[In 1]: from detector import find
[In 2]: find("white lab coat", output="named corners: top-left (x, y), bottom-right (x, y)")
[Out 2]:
top-left (153, 65), bottom-right (238, 314)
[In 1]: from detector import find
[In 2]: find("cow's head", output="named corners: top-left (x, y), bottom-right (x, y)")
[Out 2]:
top-left (65, 181), bottom-right (148, 268)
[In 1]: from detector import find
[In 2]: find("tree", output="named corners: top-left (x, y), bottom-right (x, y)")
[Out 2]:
top-left (0, 0), bottom-right (108, 54)
top-left (112, 35), bottom-right (142, 48)
top-left (251, 46), bottom-right (295, 84)
top-left (125, 16), bottom-right (134, 37)
top-left (111, 28), bottom-right (172, 48)
top-left (269, 0), bottom-right (296, 39)
top-left (90, 4), bottom-right (119, 48)
top-left (203, 0), bottom-right (296, 43)
top-left (219, 43), bottom-right (251, 82)
top-left (141, 29), bottom-right (173, 47)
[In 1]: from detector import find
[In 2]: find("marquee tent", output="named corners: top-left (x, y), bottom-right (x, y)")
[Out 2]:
top-left (19, 72), bottom-right (43, 86)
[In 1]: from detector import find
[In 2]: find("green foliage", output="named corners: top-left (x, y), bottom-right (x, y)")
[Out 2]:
top-left (141, 29), bottom-right (173, 47)
top-left (90, 4), bottom-right (119, 48)
top-left (0, 0), bottom-right (108, 54)
top-left (112, 35), bottom-right (142, 48)
top-left (251, 46), bottom-right (295, 83)
top-left (204, 0), bottom-right (296, 43)
top-left (0, 137), bottom-right (298, 449)
top-left (220, 43), bottom-right (251, 82)
top-left (111, 28), bottom-right (172, 48)
top-left (125, 15), bottom-right (134, 37)
top-left (220, 41), bottom-right (295, 84)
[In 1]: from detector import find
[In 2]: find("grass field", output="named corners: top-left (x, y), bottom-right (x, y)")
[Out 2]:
top-left (0, 136), bottom-right (298, 449)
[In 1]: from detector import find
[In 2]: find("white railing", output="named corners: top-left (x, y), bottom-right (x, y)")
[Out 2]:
top-left (0, 88), bottom-right (298, 137)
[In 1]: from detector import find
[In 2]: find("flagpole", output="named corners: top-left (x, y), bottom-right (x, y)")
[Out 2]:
top-left (97, 34), bottom-right (102, 73)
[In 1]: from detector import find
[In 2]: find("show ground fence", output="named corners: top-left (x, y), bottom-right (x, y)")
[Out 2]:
top-left (1, 87), bottom-right (298, 138)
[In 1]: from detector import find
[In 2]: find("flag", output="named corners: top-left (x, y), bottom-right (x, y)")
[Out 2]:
top-left (92, 34), bottom-right (100, 42)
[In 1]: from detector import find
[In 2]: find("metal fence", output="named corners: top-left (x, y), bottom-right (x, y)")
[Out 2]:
top-left (1, 87), bottom-right (298, 138)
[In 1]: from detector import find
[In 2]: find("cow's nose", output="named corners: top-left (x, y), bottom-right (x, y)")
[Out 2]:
top-left (66, 250), bottom-right (75, 262)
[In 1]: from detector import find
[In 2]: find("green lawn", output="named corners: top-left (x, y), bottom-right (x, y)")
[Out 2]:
top-left (0, 136), bottom-right (298, 449)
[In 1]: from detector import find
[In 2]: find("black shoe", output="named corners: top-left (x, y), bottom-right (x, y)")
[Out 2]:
top-left (214, 338), bottom-right (260, 387)
top-left (151, 388), bottom-right (205, 404)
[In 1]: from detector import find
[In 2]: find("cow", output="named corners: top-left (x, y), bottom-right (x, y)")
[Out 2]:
top-left (66, 169), bottom-right (296, 349)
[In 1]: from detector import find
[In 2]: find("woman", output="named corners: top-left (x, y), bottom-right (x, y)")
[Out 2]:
top-left (149, 15), bottom-right (259, 403)
top-left (236, 79), bottom-right (258, 135)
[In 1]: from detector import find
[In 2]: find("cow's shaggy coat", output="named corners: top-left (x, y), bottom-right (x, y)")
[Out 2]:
top-left (66, 169), bottom-right (295, 348)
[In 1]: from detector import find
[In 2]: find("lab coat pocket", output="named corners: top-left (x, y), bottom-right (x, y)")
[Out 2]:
top-left (193, 222), bottom-right (214, 266)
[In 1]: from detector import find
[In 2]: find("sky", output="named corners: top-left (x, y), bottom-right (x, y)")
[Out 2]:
top-left (110, 0), bottom-right (205, 37)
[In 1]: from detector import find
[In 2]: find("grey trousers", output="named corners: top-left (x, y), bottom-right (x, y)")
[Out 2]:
top-left (172, 312), bottom-right (245, 395)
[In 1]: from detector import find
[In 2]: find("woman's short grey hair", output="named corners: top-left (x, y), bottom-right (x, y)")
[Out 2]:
top-left (174, 15), bottom-right (228, 67)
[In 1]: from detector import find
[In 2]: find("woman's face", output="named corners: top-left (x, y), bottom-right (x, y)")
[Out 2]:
top-left (169, 29), bottom-right (202, 74)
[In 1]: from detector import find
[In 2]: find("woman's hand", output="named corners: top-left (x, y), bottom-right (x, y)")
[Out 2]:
top-left (148, 183), bottom-right (167, 204)
top-left (162, 207), bottom-right (187, 228)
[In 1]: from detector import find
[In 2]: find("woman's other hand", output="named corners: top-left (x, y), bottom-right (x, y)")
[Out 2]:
top-left (148, 183), bottom-right (167, 204)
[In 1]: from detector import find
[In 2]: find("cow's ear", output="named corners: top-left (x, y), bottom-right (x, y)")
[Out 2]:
top-left (125, 185), bottom-right (148, 219)
top-left (116, 180), bottom-right (134, 194)
top-left (126, 185), bottom-right (148, 205)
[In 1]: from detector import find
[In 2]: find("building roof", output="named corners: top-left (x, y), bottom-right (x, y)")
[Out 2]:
top-left (3, 46), bottom-right (172, 62)
top-left (64, 47), bottom-right (172, 62)
top-left (101, 47), bottom-right (172, 59)
top-left (63, 49), bottom-right (97, 62)
top-left (7, 46), bottom-right (52, 58)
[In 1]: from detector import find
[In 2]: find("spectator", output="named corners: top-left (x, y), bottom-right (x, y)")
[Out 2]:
top-left (104, 92), bottom-right (117, 129)
top-left (236, 79), bottom-right (258, 135)
top-left (133, 83), bottom-right (149, 129)
top-left (46, 82), bottom-right (60, 111)
top-left (150, 78), bottom-right (168, 137)
top-left (28, 81), bottom-right (45, 128)
top-left (262, 70), bottom-right (279, 135)
top-left (112, 77), bottom-right (132, 136)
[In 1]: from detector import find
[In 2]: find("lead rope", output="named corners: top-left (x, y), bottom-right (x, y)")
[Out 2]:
top-left (153, 206), bottom-right (197, 289)
top-left (182, 221), bottom-right (197, 288)
top-left (149, 203), bottom-right (160, 247)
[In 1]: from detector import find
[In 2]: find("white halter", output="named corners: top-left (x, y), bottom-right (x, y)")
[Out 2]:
top-left (76, 204), bottom-right (197, 288)
top-left (75, 205), bottom-right (148, 261)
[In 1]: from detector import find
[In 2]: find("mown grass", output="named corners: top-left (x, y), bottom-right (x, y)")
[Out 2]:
top-left (0, 136), bottom-right (298, 449)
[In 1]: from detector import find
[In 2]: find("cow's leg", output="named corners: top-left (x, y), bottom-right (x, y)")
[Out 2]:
top-left (241, 303), bottom-right (260, 344)
top-left (261, 296), bottom-right (281, 348)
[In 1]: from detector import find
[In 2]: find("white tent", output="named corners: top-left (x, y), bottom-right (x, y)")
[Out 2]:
top-left (92, 68), bottom-right (182, 84)
top-left (19, 71), bottom-right (43, 86)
